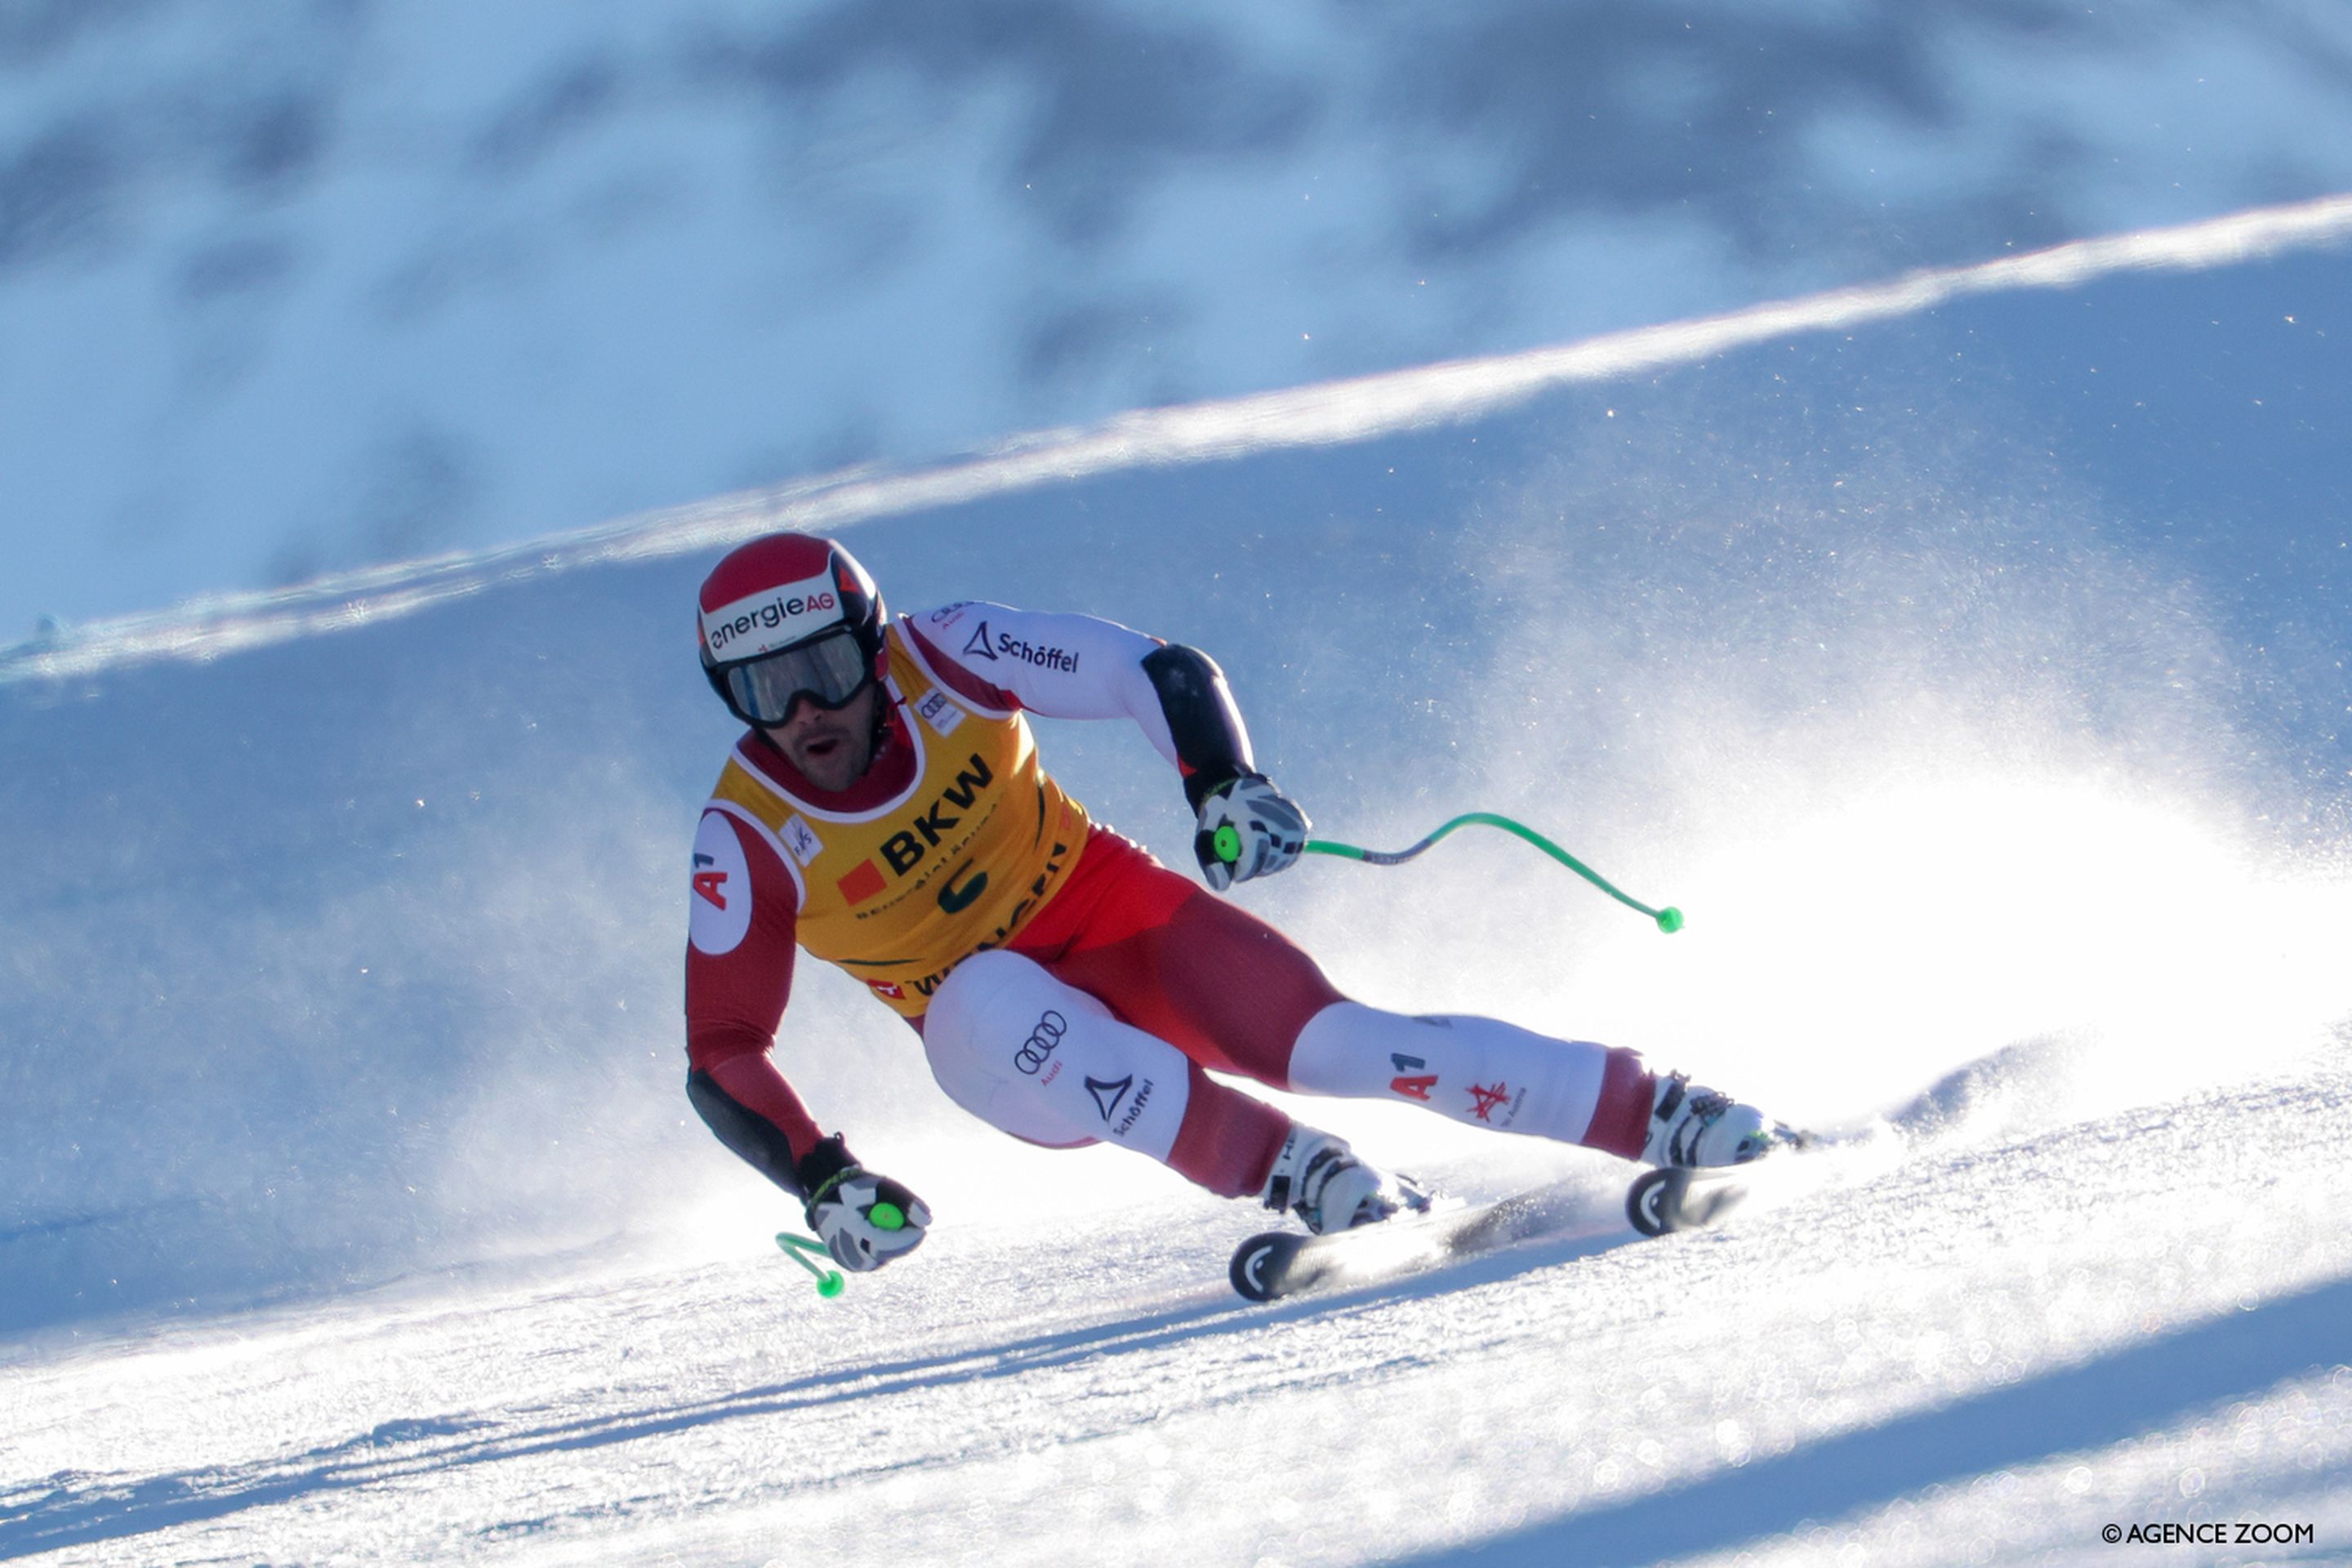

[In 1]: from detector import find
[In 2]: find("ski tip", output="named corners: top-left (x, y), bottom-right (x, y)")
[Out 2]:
top-left (1624, 1166), bottom-right (1753, 1236)
top-left (1230, 1230), bottom-right (1307, 1303)
top-left (1626, 1167), bottom-right (1684, 1237)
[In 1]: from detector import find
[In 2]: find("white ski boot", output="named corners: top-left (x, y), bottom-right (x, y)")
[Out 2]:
top-left (1642, 1072), bottom-right (1795, 1168)
top-left (1260, 1125), bottom-right (1432, 1234)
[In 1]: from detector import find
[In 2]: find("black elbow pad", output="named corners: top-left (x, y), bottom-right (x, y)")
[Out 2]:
top-left (1143, 644), bottom-right (1252, 811)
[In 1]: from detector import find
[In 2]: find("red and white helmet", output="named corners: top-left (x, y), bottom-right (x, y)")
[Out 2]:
top-left (697, 533), bottom-right (887, 727)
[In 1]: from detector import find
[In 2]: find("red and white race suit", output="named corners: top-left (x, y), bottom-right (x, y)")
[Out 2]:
top-left (684, 602), bottom-right (1657, 1201)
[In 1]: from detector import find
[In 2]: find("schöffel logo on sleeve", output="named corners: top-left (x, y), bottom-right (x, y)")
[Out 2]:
top-left (962, 619), bottom-right (1078, 672)
top-left (994, 632), bottom-right (1078, 673)
top-left (702, 571), bottom-right (842, 659)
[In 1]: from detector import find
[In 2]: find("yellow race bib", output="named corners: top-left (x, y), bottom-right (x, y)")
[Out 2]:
top-left (707, 625), bottom-right (1089, 1015)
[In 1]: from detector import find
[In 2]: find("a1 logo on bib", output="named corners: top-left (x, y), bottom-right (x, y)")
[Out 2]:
top-left (689, 813), bottom-right (754, 956)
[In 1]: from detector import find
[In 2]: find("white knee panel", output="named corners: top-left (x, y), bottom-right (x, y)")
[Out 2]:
top-left (922, 951), bottom-right (1192, 1162)
top-left (1287, 1001), bottom-right (1610, 1145)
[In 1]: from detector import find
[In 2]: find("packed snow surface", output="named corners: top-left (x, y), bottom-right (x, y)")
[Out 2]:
top-left (8, 1057), bottom-right (2352, 1566)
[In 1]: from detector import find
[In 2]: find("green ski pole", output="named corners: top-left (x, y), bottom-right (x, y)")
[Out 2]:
top-left (775, 1232), bottom-right (847, 1298)
top-left (1213, 810), bottom-right (1683, 933)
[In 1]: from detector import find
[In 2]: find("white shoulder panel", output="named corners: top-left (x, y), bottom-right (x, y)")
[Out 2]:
top-left (688, 809), bottom-right (756, 956)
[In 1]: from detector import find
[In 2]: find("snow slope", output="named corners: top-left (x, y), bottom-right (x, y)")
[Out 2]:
top-left (8, 2), bottom-right (2352, 1544)
top-left (7, 213), bottom-right (2352, 1562)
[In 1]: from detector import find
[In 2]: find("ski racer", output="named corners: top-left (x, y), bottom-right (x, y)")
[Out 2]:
top-left (684, 532), bottom-right (1792, 1272)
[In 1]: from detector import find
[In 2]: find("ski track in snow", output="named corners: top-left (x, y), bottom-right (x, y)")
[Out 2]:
top-left (7, 1040), bottom-right (2350, 1567)
top-left (10, 190), bottom-right (2352, 688)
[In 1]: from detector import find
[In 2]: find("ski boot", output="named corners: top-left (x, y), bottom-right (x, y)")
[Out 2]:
top-left (1641, 1071), bottom-right (1801, 1168)
top-left (1261, 1124), bottom-right (1432, 1234)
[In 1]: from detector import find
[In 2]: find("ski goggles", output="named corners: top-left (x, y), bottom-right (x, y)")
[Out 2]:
top-left (713, 627), bottom-right (875, 726)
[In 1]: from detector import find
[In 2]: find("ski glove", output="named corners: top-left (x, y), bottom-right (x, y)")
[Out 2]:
top-left (1192, 772), bottom-right (1309, 892)
top-left (796, 1134), bottom-right (932, 1273)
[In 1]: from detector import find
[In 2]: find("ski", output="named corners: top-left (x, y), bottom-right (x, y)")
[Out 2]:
top-left (1624, 1119), bottom-right (1886, 1238)
top-left (1230, 1176), bottom-right (1601, 1303)
top-left (1231, 1134), bottom-right (1860, 1301)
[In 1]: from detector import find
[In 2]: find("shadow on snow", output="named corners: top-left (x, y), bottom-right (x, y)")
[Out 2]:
top-left (1394, 1271), bottom-right (2352, 1568)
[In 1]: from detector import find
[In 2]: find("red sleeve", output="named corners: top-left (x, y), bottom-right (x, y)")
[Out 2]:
top-left (685, 808), bottom-right (825, 1161)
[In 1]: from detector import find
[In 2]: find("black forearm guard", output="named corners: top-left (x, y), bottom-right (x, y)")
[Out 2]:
top-left (687, 1072), bottom-right (866, 1208)
top-left (686, 1068), bottom-right (810, 1197)
top-left (1142, 644), bottom-right (1254, 812)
